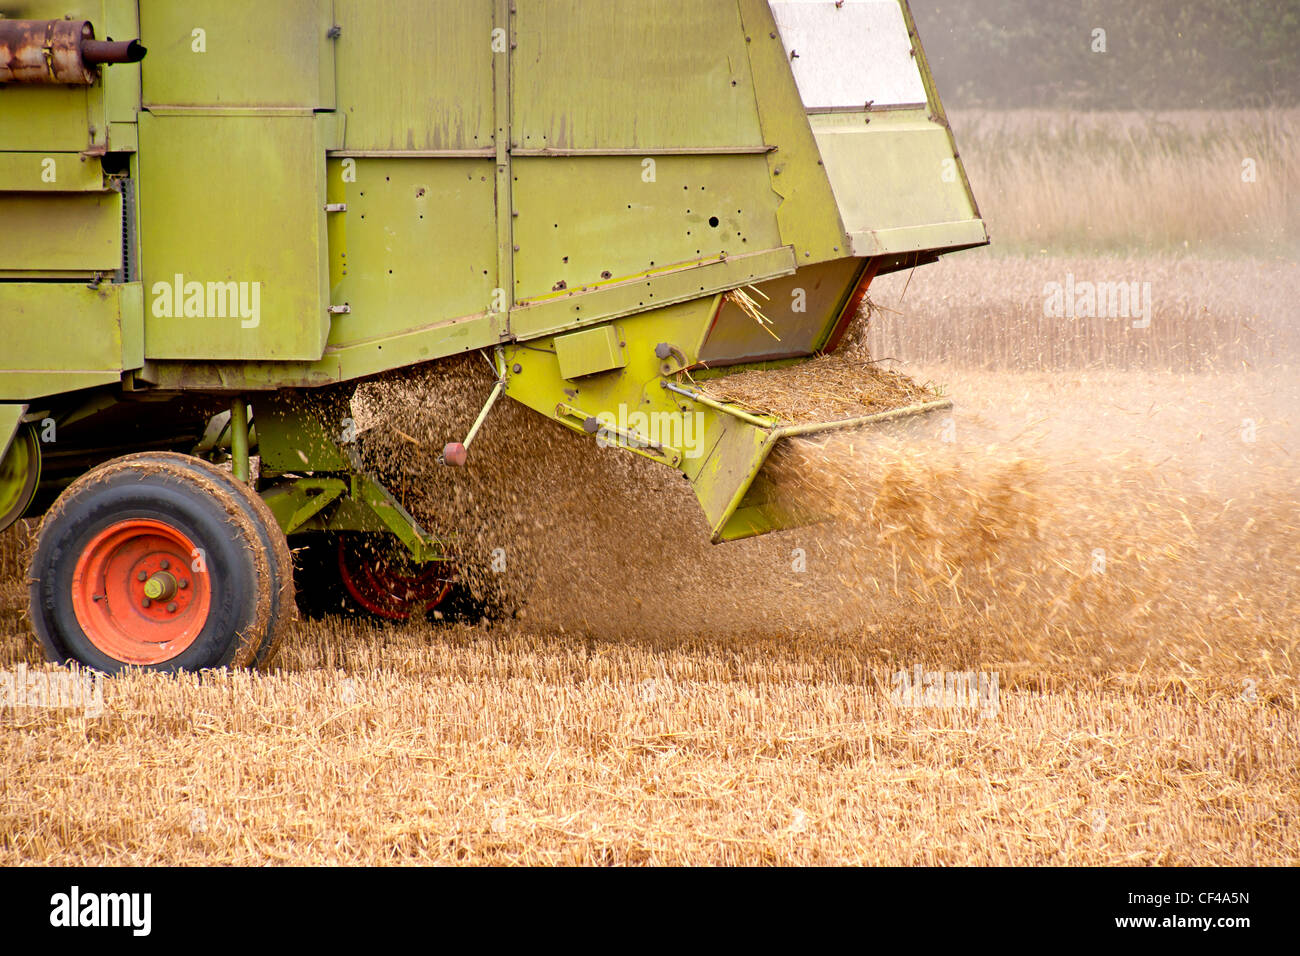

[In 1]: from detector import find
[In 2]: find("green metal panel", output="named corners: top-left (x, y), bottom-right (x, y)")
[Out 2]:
top-left (503, 298), bottom-right (723, 461)
top-left (0, 282), bottom-right (142, 401)
top-left (0, 0), bottom-right (988, 551)
top-left (511, 154), bottom-right (785, 305)
top-left (136, 308), bottom-right (502, 391)
top-left (256, 389), bottom-right (353, 474)
top-left (139, 0), bottom-right (336, 109)
top-left (698, 257), bottom-right (864, 365)
top-left (511, 0), bottom-right (764, 151)
top-left (737, 0), bottom-right (848, 266)
top-left (325, 158), bottom-right (499, 348)
top-left (136, 246), bottom-right (802, 393)
top-left (137, 112), bottom-right (330, 361)
top-left (0, 152), bottom-right (104, 191)
top-left (509, 245), bottom-right (796, 342)
top-left (811, 110), bottom-right (987, 256)
top-left (107, 122), bottom-right (138, 152)
top-left (333, 0), bottom-right (494, 151)
top-left (0, 191), bottom-right (121, 274)
top-left (104, 0), bottom-right (142, 125)
top-left (554, 326), bottom-right (626, 380)
top-left (0, 86), bottom-right (93, 152)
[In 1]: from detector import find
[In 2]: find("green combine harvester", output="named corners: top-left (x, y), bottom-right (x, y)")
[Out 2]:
top-left (0, 0), bottom-right (985, 672)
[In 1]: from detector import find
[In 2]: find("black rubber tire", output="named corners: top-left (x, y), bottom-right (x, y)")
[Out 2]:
top-left (28, 455), bottom-right (272, 674)
top-left (127, 453), bottom-right (295, 668)
top-left (291, 533), bottom-right (354, 619)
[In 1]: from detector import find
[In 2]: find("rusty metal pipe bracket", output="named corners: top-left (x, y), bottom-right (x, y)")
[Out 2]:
top-left (0, 19), bottom-right (145, 85)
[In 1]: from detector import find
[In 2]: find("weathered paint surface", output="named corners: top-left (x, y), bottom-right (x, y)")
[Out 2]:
top-left (2, 0), bottom-right (986, 544)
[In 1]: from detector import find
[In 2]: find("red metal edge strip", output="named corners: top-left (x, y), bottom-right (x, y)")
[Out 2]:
top-left (821, 257), bottom-right (880, 355)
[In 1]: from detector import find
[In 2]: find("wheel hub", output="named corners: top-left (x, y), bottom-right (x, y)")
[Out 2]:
top-left (71, 519), bottom-right (211, 665)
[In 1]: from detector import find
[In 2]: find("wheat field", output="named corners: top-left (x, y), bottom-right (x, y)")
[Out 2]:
top-left (1, 111), bottom-right (1297, 866)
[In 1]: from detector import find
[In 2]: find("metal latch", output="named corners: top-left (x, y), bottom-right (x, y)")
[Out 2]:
top-left (324, 202), bottom-right (347, 212)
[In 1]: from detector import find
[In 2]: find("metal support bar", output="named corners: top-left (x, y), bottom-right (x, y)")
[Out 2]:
top-left (661, 380), bottom-right (777, 429)
top-left (283, 478), bottom-right (347, 534)
top-left (230, 399), bottom-right (250, 483)
top-left (771, 399), bottom-right (953, 439)
top-left (441, 348), bottom-right (508, 466)
top-left (493, 0), bottom-right (514, 338)
top-left (663, 381), bottom-right (952, 436)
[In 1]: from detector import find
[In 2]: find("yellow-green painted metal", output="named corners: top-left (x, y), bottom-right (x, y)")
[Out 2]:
top-left (0, 192), bottom-right (122, 276)
top-left (260, 473), bottom-right (444, 563)
top-left (0, 152), bottom-right (105, 191)
top-left (324, 157), bottom-right (500, 350)
top-left (0, 283), bottom-right (143, 400)
top-left (138, 0), bottom-right (335, 110)
top-left (510, 154), bottom-right (786, 305)
top-left (511, 1), bottom-right (765, 152)
top-left (229, 399), bottom-right (250, 482)
top-left (0, 408), bottom-right (26, 457)
top-left (137, 111), bottom-right (332, 361)
top-left (0, 415), bottom-right (41, 532)
top-left (334, 0), bottom-right (495, 151)
top-left (254, 388), bottom-right (446, 560)
top-left (554, 326), bottom-right (627, 381)
top-left (4, 0), bottom-right (986, 549)
top-left (812, 109), bottom-right (988, 256)
top-left (736, 0), bottom-right (851, 266)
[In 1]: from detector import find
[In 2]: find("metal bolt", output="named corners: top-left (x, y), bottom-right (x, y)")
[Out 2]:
top-left (137, 571), bottom-right (147, 581)
top-left (160, 559), bottom-right (170, 570)
top-left (141, 598), bottom-right (151, 608)
top-left (143, 571), bottom-right (178, 601)
top-left (512, 363), bottom-right (522, 374)
top-left (166, 602), bottom-right (178, 613)
top-left (179, 579), bottom-right (189, 590)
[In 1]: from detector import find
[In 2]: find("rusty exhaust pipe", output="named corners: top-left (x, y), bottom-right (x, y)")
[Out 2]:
top-left (0, 19), bottom-right (146, 85)
top-left (81, 38), bottom-right (147, 67)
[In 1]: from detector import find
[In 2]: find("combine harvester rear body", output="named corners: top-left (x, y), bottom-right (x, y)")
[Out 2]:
top-left (0, 0), bottom-right (984, 670)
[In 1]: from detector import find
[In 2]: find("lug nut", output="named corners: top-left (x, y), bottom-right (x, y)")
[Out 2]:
top-left (137, 571), bottom-right (147, 581)
top-left (166, 602), bottom-right (178, 613)
top-left (160, 559), bottom-right (170, 570)
top-left (179, 579), bottom-right (189, 589)
top-left (142, 598), bottom-right (151, 608)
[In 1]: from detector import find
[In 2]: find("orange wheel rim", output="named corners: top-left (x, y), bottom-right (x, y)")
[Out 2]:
top-left (71, 519), bottom-right (212, 665)
top-left (337, 538), bottom-right (454, 621)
